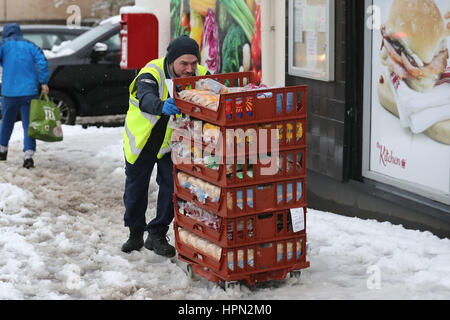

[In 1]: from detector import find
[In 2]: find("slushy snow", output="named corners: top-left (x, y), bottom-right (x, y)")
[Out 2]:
top-left (0, 123), bottom-right (449, 300)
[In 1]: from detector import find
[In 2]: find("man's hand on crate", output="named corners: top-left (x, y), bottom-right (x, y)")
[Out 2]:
top-left (162, 98), bottom-right (181, 115)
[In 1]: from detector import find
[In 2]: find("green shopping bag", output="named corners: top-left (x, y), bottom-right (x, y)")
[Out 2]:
top-left (28, 92), bottom-right (63, 142)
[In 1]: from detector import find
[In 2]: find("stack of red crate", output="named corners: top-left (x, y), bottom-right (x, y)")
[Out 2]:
top-left (171, 72), bottom-right (309, 286)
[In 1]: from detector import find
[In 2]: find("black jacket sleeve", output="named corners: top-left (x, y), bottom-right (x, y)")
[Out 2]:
top-left (136, 73), bottom-right (164, 115)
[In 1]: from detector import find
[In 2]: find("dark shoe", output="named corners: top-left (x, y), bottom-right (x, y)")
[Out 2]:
top-left (0, 151), bottom-right (6, 161)
top-left (121, 227), bottom-right (144, 253)
top-left (144, 226), bottom-right (176, 258)
top-left (23, 158), bottom-right (34, 169)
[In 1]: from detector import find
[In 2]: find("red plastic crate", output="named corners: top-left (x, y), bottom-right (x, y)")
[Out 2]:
top-left (172, 117), bottom-right (307, 155)
top-left (174, 169), bottom-right (306, 217)
top-left (173, 146), bottom-right (306, 188)
top-left (175, 224), bottom-right (309, 285)
top-left (173, 72), bottom-right (307, 127)
top-left (175, 196), bottom-right (307, 247)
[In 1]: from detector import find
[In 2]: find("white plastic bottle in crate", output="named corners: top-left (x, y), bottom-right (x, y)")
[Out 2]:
top-left (297, 181), bottom-right (303, 201)
top-left (286, 184), bottom-right (293, 203)
top-left (227, 251), bottom-right (234, 271)
top-left (287, 242), bottom-right (293, 261)
top-left (277, 243), bottom-right (283, 262)
top-left (247, 189), bottom-right (253, 208)
top-left (297, 239), bottom-right (303, 259)
top-left (247, 248), bottom-right (254, 267)
top-left (236, 190), bottom-right (244, 209)
top-left (277, 184), bottom-right (283, 204)
top-left (237, 249), bottom-right (244, 269)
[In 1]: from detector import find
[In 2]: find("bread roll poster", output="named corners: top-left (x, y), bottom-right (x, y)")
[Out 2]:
top-left (369, 0), bottom-right (450, 195)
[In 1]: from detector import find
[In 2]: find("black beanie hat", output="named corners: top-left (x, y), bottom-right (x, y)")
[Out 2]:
top-left (166, 35), bottom-right (200, 64)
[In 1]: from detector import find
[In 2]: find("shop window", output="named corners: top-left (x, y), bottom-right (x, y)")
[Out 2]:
top-left (288, 0), bottom-right (335, 81)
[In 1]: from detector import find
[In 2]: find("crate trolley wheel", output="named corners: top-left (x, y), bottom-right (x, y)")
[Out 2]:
top-left (289, 270), bottom-right (302, 279)
top-left (219, 280), bottom-right (241, 292)
top-left (186, 263), bottom-right (194, 279)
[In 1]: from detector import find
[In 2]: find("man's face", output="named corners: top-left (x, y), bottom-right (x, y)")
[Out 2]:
top-left (170, 54), bottom-right (199, 78)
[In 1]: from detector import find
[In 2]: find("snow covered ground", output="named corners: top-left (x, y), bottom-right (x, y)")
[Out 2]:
top-left (0, 123), bottom-right (449, 300)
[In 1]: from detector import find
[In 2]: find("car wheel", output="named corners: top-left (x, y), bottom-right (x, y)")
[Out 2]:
top-left (48, 91), bottom-right (77, 125)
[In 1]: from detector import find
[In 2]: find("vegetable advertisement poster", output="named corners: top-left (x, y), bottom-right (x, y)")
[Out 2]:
top-left (368, 0), bottom-right (450, 200)
top-left (170, 0), bottom-right (262, 84)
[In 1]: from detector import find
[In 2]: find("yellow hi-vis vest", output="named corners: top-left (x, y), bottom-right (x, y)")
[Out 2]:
top-left (123, 57), bottom-right (208, 164)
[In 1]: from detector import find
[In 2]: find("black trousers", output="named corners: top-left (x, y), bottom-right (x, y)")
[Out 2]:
top-left (123, 144), bottom-right (174, 235)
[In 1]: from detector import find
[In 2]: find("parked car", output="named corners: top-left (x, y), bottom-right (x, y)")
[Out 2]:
top-left (0, 24), bottom-right (91, 50)
top-left (45, 20), bottom-right (137, 124)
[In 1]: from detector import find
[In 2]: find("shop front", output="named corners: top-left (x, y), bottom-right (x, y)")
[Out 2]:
top-left (286, 0), bottom-right (450, 237)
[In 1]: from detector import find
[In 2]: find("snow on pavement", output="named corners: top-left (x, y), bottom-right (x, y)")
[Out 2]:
top-left (0, 123), bottom-right (449, 300)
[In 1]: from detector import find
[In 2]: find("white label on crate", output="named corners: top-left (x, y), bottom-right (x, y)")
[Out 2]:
top-left (291, 210), bottom-right (305, 232)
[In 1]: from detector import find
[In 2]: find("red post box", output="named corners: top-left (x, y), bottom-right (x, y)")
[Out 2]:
top-left (120, 13), bottom-right (158, 70)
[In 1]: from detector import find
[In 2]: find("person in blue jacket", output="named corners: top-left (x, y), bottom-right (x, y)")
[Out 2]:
top-left (0, 23), bottom-right (50, 168)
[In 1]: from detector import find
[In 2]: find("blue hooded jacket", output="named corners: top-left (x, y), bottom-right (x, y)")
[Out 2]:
top-left (0, 23), bottom-right (50, 97)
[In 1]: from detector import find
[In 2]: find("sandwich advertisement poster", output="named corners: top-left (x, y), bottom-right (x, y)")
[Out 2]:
top-left (369, 0), bottom-right (450, 197)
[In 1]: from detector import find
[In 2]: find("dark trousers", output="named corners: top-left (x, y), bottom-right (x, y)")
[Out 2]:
top-left (123, 145), bottom-right (174, 235)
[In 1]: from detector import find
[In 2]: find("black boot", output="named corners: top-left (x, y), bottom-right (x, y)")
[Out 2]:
top-left (144, 226), bottom-right (176, 258)
top-left (0, 151), bottom-right (7, 161)
top-left (121, 227), bottom-right (144, 253)
top-left (23, 158), bottom-right (34, 169)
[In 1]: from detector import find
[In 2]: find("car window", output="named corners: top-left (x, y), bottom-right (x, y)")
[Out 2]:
top-left (62, 34), bottom-right (79, 41)
top-left (23, 33), bottom-right (62, 50)
top-left (102, 32), bottom-right (120, 53)
top-left (61, 23), bottom-right (117, 52)
top-left (23, 34), bottom-right (45, 48)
